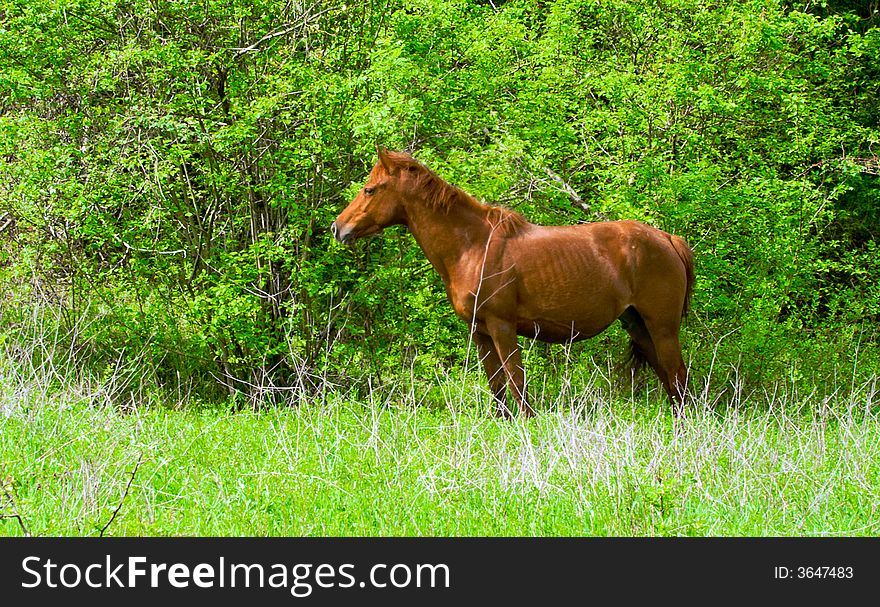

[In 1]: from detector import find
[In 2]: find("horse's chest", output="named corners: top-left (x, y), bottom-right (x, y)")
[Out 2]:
top-left (443, 250), bottom-right (517, 324)
top-left (445, 276), bottom-right (517, 326)
top-left (446, 287), bottom-right (477, 323)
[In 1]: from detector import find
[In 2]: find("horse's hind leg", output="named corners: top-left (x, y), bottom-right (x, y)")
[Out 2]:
top-left (474, 332), bottom-right (513, 418)
top-left (642, 319), bottom-right (688, 413)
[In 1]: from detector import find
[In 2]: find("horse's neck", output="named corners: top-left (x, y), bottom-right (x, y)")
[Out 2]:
top-left (404, 198), bottom-right (490, 285)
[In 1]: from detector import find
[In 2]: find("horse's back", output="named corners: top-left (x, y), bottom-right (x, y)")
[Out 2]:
top-left (511, 220), bottom-right (684, 281)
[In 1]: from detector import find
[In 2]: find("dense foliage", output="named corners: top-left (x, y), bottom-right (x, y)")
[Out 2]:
top-left (1, 0), bottom-right (877, 406)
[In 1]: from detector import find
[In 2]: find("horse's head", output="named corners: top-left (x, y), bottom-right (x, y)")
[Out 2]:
top-left (331, 147), bottom-right (416, 244)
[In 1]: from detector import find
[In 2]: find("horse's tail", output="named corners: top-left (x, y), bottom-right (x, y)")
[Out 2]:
top-left (627, 337), bottom-right (649, 376)
top-left (669, 234), bottom-right (695, 319)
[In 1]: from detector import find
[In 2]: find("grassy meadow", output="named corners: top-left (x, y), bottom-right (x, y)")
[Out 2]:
top-left (3, 329), bottom-right (878, 537)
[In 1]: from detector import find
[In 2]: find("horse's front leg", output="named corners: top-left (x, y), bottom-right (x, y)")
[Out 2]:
top-left (474, 332), bottom-right (513, 418)
top-left (485, 318), bottom-right (535, 418)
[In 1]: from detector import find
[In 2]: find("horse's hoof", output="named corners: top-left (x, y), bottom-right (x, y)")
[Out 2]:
top-left (494, 406), bottom-right (514, 420)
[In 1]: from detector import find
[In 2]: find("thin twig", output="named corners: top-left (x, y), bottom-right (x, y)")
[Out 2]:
top-left (232, 24), bottom-right (302, 57)
top-left (99, 453), bottom-right (144, 537)
top-left (231, 7), bottom-right (335, 58)
top-left (543, 167), bottom-right (583, 204)
top-left (797, 156), bottom-right (879, 177)
top-left (1, 479), bottom-right (31, 536)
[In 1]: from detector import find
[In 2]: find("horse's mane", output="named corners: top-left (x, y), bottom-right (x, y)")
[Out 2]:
top-left (376, 150), bottom-right (531, 238)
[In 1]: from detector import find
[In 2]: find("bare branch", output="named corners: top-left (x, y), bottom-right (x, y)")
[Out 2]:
top-left (99, 453), bottom-right (144, 537)
top-left (798, 156), bottom-right (880, 177)
top-left (543, 167), bottom-right (582, 204)
top-left (231, 7), bottom-right (336, 58)
top-left (232, 24), bottom-right (302, 57)
top-left (1, 479), bottom-right (31, 537)
top-left (543, 167), bottom-right (594, 215)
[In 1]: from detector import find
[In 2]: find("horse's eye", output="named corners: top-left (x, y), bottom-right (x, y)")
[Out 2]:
top-left (364, 187), bottom-right (375, 196)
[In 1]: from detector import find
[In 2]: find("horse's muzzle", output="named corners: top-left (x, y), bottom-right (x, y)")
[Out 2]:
top-left (330, 221), bottom-right (352, 244)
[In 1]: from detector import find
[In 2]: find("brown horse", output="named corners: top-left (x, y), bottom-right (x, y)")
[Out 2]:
top-left (331, 147), bottom-right (694, 418)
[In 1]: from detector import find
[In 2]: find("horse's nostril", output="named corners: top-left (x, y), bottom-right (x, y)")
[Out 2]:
top-left (331, 221), bottom-right (352, 244)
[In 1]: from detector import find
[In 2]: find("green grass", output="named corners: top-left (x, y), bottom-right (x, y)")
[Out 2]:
top-left (2, 357), bottom-right (879, 536)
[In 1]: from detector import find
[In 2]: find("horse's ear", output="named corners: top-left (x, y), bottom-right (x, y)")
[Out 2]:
top-left (377, 145), bottom-right (393, 173)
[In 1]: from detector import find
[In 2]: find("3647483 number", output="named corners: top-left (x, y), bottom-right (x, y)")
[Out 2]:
top-left (797, 566), bottom-right (854, 579)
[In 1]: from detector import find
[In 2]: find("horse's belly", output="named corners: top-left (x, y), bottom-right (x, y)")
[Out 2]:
top-left (516, 317), bottom-right (612, 343)
top-left (514, 286), bottom-right (625, 343)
